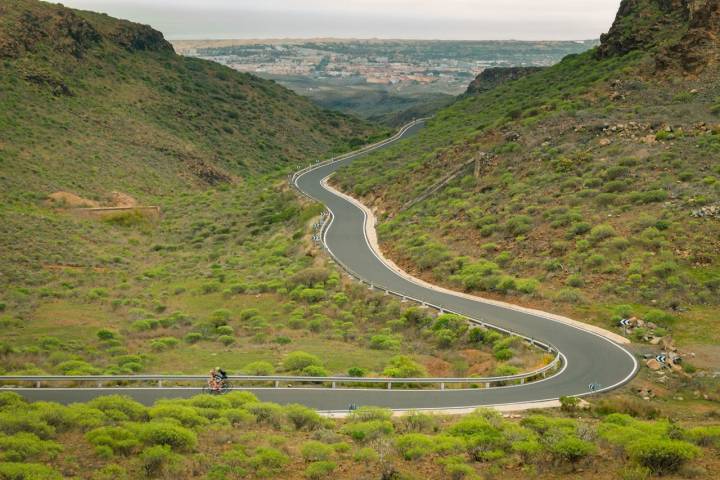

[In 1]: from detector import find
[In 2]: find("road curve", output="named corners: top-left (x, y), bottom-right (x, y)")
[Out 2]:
top-left (12, 122), bottom-right (637, 410)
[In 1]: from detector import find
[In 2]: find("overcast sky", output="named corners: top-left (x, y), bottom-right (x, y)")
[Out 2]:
top-left (61, 0), bottom-right (622, 41)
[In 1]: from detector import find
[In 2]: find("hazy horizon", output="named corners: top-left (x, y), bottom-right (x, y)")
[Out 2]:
top-left (60, 0), bottom-right (622, 41)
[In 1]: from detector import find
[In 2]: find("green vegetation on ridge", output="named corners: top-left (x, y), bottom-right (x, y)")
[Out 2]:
top-left (333, 3), bottom-right (720, 352)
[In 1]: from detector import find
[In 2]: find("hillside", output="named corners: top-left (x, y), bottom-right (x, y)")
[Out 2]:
top-left (333, 0), bottom-right (720, 365)
top-left (0, 0), bottom-right (541, 386)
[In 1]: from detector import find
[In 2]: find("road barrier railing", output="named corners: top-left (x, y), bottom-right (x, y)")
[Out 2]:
top-left (0, 357), bottom-right (560, 391)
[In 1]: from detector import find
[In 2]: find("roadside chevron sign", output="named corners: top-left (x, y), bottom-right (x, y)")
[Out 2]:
top-left (619, 318), bottom-right (631, 327)
top-left (656, 354), bottom-right (667, 364)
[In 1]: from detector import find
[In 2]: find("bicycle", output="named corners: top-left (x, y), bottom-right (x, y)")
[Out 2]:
top-left (203, 379), bottom-right (232, 395)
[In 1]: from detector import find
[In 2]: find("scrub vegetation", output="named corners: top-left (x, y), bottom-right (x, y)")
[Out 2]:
top-left (0, 0), bottom-right (542, 380)
top-left (333, 1), bottom-right (720, 357)
top-left (0, 392), bottom-right (718, 479)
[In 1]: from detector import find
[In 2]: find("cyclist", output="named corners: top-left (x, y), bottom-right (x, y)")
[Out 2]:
top-left (217, 367), bottom-right (228, 386)
top-left (208, 368), bottom-right (222, 392)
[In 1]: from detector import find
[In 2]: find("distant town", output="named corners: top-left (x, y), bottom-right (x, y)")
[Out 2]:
top-left (173, 39), bottom-right (598, 124)
top-left (174, 39), bottom-right (598, 94)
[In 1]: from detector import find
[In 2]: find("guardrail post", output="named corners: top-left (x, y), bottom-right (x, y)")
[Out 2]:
top-left (158, 380), bottom-right (163, 388)
top-left (275, 380), bottom-right (280, 388)
top-left (332, 381), bottom-right (336, 389)
top-left (97, 382), bottom-right (103, 388)
top-left (387, 382), bottom-right (392, 390)
top-left (35, 381), bottom-right (41, 388)
top-left (440, 382), bottom-right (445, 390)
top-left (485, 382), bottom-right (490, 389)
top-left (520, 378), bottom-right (525, 385)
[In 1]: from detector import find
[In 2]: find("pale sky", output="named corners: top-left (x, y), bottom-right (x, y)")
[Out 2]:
top-left (61, 0), bottom-right (622, 40)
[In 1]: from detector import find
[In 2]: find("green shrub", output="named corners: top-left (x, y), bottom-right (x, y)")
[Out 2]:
top-left (91, 464), bottom-right (128, 480)
top-left (0, 462), bottom-right (62, 480)
top-left (130, 319), bottom-right (158, 332)
top-left (399, 411), bottom-right (438, 433)
top-left (86, 426), bottom-right (139, 455)
top-left (246, 403), bottom-right (285, 428)
top-left (221, 408), bottom-right (254, 425)
top-left (589, 224), bottom-right (616, 243)
top-left (216, 325), bottom-right (234, 336)
top-left (0, 433), bottom-right (63, 462)
top-left (444, 462), bottom-right (475, 479)
top-left (299, 288), bottom-right (326, 303)
top-left (301, 441), bottom-right (334, 462)
top-left (150, 337), bottom-right (179, 351)
top-left (247, 447), bottom-right (289, 473)
top-left (685, 426), bottom-right (720, 447)
top-left (0, 394), bottom-right (23, 410)
top-left (139, 445), bottom-right (181, 478)
top-left (569, 222), bottom-right (591, 236)
top-left (369, 334), bottom-right (400, 350)
top-left (550, 437), bottom-right (596, 465)
top-left (133, 421), bottom-right (197, 452)
top-left (284, 351), bottom-right (322, 372)
top-left (353, 447), bottom-right (379, 464)
top-left (183, 332), bottom-right (202, 344)
top-left (382, 355), bottom-right (426, 378)
top-left (87, 396), bottom-right (147, 421)
top-left (395, 433), bottom-right (434, 460)
top-left (96, 329), bottom-right (116, 340)
top-left (148, 405), bottom-right (208, 428)
top-left (342, 420), bottom-right (393, 442)
top-left (0, 413), bottom-right (55, 440)
top-left (217, 335), bottom-right (235, 346)
top-left (559, 396), bottom-right (580, 412)
top-left (302, 365), bottom-right (329, 377)
top-left (285, 404), bottom-right (323, 431)
top-left (627, 438), bottom-right (699, 474)
top-left (223, 391), bottom-right (258, 408)
top-left (210, 309), bottom-right (231, 326)
top-left (304, 461), bottom-right (337, 479)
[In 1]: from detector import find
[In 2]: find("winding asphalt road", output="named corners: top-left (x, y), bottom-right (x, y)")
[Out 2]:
top-left (12, 122), bottom-right (637, 411)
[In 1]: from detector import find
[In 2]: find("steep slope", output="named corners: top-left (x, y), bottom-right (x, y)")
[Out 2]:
top-left (0, 0), bottom-right (383, 284)
top-left (0, 0), bottom-right (382, 197)
top-left (0, 1), bottom-right (524, 387)
top-left (333, 0), bottom-right (720, 356)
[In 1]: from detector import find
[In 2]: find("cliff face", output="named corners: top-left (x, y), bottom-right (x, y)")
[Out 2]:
top-left (0, 0), bottom-right (173, 59)
top-left (597, 0), bottom-right (719, 73)
top-left (465, 67), bottom-right (546, 95)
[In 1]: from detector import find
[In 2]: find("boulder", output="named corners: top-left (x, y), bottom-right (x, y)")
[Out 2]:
top-left (646, 358), bottom-right (662, 370)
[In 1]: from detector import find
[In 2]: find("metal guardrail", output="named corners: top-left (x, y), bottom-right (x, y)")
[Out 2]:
top-left (1, 359), bottom-right (558, 390)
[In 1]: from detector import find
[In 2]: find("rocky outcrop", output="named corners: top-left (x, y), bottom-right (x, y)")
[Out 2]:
top-left (597, 0), bottom-right (719, 73)
top-left (0, 7), bottom-right (101, 58)
top-left (0, 0), bottom-right (173, 59)
top-left (659, 0), bottom-right (720, 72)
top-left (111, 23), bottom-right (174, 53)
top-left (465, 67), bottom-right (545, 95)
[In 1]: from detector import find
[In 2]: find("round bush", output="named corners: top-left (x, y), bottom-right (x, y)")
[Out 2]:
top-left (135, 421), bottom-right (198, 452)
top-left (301, 441), bottom-right (334, 462)
top-left (283, 351), bottom-right (322, 372)
top-left (627, 438), bottom-right (699, 474)
top-left (304, 461), bottom-right (336, 479)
